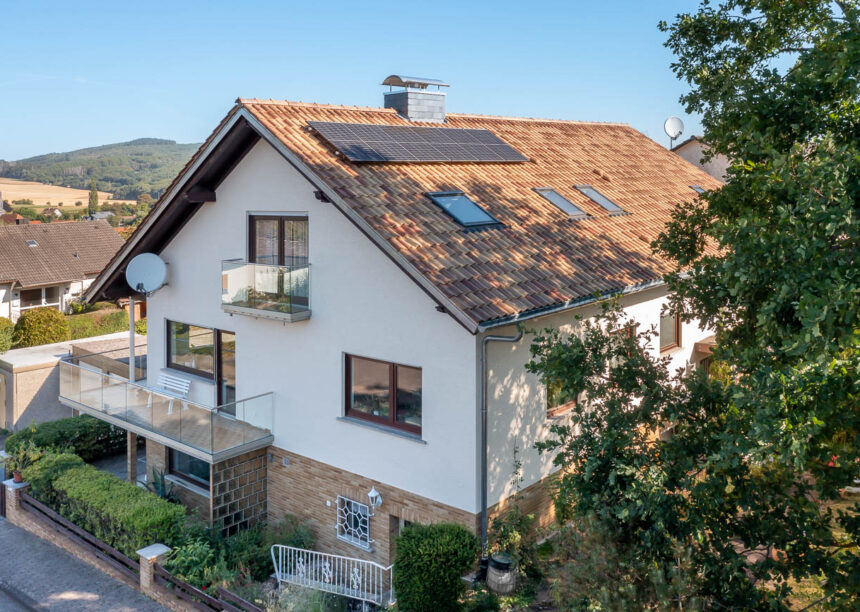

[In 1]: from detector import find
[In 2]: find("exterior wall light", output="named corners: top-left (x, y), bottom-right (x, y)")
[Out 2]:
top-left (368, 486), bottom-right (382, 510)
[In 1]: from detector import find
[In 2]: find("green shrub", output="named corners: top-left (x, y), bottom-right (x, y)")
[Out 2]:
top-left (164, 538), bottom-right (218, 588)
top-left (0, 317), bottom-right (13, 353)
top-left (20, 452), bottom-right (84, 501)
top-left (13, 307), bottom-right (71, 347)
top-left (221, 514), bottom-right (316, 582)
top-left (66, 308), bottom-right (128, 340)
top-left (50, 464), bottom-right (185, 557)
top-left (134, 318), bottom-right (147, 335)
top-left (4, 414), bottom-right (126, 462)
top-left (393, 523), bottom-right (480, 612)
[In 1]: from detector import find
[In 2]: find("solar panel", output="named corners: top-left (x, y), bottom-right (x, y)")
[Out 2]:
top-left (573, 185), bottom-right (628, 216)
top-left (308, 121), bottom-right (528, 163)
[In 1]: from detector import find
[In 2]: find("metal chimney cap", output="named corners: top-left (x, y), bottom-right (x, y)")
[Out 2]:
top-left (382, 75), bottom-right (449, 89)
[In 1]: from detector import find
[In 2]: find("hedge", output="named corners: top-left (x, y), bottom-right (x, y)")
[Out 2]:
top-left (0, 317), bottom-right (13, 353)
top-left (13, 307), bottom-right (71, 347)
top-left (4, 415), bottom-right (126, 462)
top-left (50, 464), bottom-right (185, 557)
top-left (66, 308), bottom-right (128, 341)
top-left (393, 523), bottom-right (480, 612)
top-left (21, 452), bottom-right (84, 501)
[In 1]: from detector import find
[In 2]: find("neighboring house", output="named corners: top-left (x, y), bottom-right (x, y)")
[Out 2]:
top-left (0, 220), bottom-right (126, 321)
top-left (89, 211), bottom-right (115, 221)
top-left (0, 213), bottom-right (29, 226)
top-left (41, 207), bottom-right (63, 218)
top-left (71, 76), bottom-right (721, 573)
top-left (0, 331), bottom-right (145, 431)
top-left (671, 135), bottom-right (729, 181)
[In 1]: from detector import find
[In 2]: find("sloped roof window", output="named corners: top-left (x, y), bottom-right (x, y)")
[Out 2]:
top-left (427, 192), bottom-right (499, 228)
top-left (534, 188), bottom-right (588, 220)
top-left (574, 185), bottom-right (627, 215)
top-left (26, 239), bottom-right (38, 247)
top-left (690, 185), bottom-right (706, 194)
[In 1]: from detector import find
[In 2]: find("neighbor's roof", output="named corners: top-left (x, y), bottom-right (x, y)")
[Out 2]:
top-left (91, 99), bottom-right (721, 330)
top-left (0, 220), bottom-right (125, 288)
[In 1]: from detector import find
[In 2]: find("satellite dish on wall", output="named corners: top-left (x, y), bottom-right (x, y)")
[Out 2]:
top-left (125, 253), bottom-right (168, 296)
top-left (664, 116), bottom-right (684, 148)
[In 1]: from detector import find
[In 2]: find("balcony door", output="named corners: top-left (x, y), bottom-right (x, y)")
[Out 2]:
top-left (248, 215), bottom-right (309, 310)
top-left (249, 215), bottom-right (308, 267)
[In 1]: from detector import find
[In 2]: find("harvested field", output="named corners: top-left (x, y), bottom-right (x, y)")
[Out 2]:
top-left (0, 177), bottom-right (135, 207)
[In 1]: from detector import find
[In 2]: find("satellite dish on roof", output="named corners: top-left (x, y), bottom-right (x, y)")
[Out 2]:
top-left (126, 253), bottom-right (167, 296)
top-left (664, 116), bottom-right (684, 147)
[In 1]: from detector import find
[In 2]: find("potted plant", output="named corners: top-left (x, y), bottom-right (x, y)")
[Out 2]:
top-left (5, 441), bottom-right (43, 483)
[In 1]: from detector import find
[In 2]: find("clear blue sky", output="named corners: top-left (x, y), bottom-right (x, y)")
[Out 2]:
top-left (0, 0), bottom-right (703, 160)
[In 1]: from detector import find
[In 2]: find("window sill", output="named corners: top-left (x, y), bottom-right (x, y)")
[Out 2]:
top-left (161, 367), bottom-right (215, 386)
top-left (336, 416), bottom-right (426, 444)
top-left (659, 345), bottom-right (684, 357)
top-left (165, 474), bottom-right (210, 498)
top-left (336, 534), bottom-right (373, 552)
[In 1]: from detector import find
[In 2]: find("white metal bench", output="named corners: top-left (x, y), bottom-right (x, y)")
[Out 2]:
top-left (153, 372), bottom-right (192, 414)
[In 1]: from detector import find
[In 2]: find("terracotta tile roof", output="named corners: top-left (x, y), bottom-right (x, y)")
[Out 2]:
top-left (0, 220), bottom-right (125, 288)
top-left (237, 100), bottom-right (722, 325)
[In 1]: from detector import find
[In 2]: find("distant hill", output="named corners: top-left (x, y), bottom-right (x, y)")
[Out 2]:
top-left (0, 138), bottom-right (200, 201)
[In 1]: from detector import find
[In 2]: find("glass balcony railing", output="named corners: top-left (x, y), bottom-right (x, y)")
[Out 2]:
top-left (221, 259), bottom-right (311, 322)
top-left (58, 353), bottom-right (274, 462)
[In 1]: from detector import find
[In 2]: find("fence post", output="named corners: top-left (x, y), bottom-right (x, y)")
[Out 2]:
top-left (3, 479), bottom-right (30, 525)
top-left (137, 543), bottom-right (170, 596)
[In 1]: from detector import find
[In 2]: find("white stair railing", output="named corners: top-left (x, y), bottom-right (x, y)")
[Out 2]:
top-left (271, 544), bottom-right (395, 606)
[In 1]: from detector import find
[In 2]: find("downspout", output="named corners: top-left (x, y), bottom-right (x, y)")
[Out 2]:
top-left (480, 324), bottom-right (524, 558)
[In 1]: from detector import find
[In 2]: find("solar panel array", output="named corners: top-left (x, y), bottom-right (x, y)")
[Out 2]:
top-left (308, 121), bottom-right (529, 163)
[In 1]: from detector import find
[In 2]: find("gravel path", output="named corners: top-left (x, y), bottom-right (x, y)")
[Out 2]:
top-left (0, 517), bottom-right (166, 611)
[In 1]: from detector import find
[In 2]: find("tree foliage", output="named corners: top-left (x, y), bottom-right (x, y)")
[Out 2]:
top-left (88, 179), bottom-right (98, 216)
top-left (13, 307), bottom-right (71, 347)
top-left (529, 1), bottom-right (858, 608)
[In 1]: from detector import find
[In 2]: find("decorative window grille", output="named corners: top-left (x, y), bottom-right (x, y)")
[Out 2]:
top-left (336, 496), bottom-right (372, 550)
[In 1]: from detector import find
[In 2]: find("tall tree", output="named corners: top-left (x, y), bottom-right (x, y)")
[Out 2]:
top-left (530, 1), bottom-right (859, 608)
top-left (88, 179), bottom-right (99, 216)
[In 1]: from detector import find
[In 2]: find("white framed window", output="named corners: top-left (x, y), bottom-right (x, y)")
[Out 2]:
top-left (336, 496), bottom-right (372, 550)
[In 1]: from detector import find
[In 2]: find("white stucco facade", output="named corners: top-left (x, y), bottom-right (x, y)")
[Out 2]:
top-left (1, 277), bottom-right (95, 322)
top-left (482, 285), bottom-right (713, 508)
top-left (145, 140), bottom-right (479, 511)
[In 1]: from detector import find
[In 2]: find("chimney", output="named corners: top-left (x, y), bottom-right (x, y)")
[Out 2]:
top-left (382, 75), bottom-right (449, 123)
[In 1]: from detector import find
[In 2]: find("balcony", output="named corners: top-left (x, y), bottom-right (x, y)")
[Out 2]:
top-left (221, 259), bottom-right (311, 322)
top-left (58, 353), bottom-right (274, 463)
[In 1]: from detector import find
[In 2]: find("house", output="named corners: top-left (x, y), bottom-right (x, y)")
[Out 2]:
top-left (0, 213), bottom-right (29, 226)
top-left (41, 207), bottom-right (63, 219)
top-left (671, 135), bottom-right (729, 181)
top-left (88, 211), bottom-right (115, 221)
top-left (0, 220), bottom-right (126, 321)
top-left (71, 76), bottom-right (721, 576)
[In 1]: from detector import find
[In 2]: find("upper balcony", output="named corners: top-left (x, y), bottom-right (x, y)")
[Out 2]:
top-left (221, 259), bottom-right (311, 322)
top-left (58, 352), bottom-right (274, 464)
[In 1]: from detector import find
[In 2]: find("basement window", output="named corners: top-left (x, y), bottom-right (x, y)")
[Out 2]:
top-left (426, 192), bottom-right (499, 228)
top-left (534, 188), bottom-right (588, 220)
top-left (574, 185), bottom-right (627, 216)
top-left (337, 496), bottom-right (372, 550)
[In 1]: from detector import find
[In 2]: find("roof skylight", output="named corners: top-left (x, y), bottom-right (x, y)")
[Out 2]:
top-left (26, 240), bottom-right (38, 247)
top-left (690, 185), bottom-right (706, 194)
top-left (427, 192), bottom-right (500, 228)
top-left (534, 188), bottom-right (588, 220)
top-left (573, 185), bottom-right (627, 215)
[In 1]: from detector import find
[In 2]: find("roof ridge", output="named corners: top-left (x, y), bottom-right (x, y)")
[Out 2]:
top-left (238, 98), bottom-right (630, 126)
top-left (446, 111), bottom-right (629, 127)
top-left (237, 98), bottom-right (398, 114)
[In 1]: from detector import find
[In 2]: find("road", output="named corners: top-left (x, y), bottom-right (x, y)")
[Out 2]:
top-left (0, 517), bottom-right (167, 611)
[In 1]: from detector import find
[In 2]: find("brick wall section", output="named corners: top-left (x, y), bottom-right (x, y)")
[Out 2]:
top-left (267, 446), bottom-right (476, 567)
top-left (211, 448), bottom-right (267, 536)
top-left (487, 473), bottom-right (559, 531)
